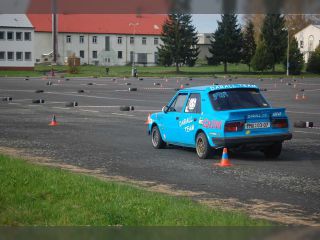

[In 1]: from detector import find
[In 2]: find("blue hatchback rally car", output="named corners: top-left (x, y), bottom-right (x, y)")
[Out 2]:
top-left (147, 84), bottom-right (292, 159)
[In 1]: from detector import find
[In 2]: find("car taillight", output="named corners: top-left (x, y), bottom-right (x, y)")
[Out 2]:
top-left (272, 118), bottom-right (288, 128)
top-left (224, 121), bottom-right (244, 132)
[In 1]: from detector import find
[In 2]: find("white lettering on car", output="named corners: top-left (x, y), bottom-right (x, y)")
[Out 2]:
top-left (185, 124), bottom-right (195, 132)
top-left (179, 117), bottom-right (193, 127)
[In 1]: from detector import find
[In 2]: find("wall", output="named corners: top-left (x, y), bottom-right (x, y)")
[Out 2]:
top-left (295, 25), bottom-right (320, 62)
top-left (0, 27), bottom-right (35, 69)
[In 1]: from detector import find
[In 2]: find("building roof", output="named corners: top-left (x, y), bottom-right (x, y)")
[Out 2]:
top-left (0, 14), bottom-right (33, 28)
top-left (27, 14), bottom-right (166, 35)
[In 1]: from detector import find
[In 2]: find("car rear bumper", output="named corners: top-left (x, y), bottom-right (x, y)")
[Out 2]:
top-left (213, 133), bottom-right (292, 148)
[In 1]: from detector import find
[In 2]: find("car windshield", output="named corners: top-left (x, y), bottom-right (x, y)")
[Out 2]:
top-left (209, 88), bottom-right (270, 111)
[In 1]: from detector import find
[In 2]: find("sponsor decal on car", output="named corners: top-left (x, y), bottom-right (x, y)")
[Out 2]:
top-left (179, 117), bottom-right (193, 127)
top-left (202, 119), bottom-right (222, 129)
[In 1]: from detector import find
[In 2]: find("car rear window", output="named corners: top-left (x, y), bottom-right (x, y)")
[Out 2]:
top-left (209, 88), bottom-right (270, 111)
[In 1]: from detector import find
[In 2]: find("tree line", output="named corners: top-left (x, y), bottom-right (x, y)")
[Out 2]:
top-left (158, 14), bottom-right (320, 74)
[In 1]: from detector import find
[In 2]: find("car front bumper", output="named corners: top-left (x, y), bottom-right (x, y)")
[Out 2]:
top-left (213, 133), bottom-right (293, 148)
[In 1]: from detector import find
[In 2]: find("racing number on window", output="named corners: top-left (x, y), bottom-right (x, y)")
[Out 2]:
top-left (185, 93), bottom-right (201, 113)
top-left (169, 94), bottom-right (187, 112)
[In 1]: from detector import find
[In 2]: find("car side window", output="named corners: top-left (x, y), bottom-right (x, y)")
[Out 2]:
top-left (185, 93), bottom-right (201, 113)
top-left (168, 94), bottom-right (187, 112)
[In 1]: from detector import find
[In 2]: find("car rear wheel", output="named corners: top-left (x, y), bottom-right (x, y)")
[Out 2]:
top-left (151, 125), bottom-right (165, 149)
top-left (196, 132), bottom-right (211, 159)
top-left (264, 142), bottom-right (282, 159)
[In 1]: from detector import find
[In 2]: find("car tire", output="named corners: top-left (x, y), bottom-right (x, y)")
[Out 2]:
top-left (196, 132), bottom-right (211, 159)
top-left (151, 125), bottom-right (165, 149)
top-left (264, 142), bottom-right (282, 159)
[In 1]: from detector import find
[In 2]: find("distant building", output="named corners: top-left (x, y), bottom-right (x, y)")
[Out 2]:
top-left (197, 33), bottom-right (212, 61)
top-left (27, 14), bottom-right (166, 66)
top-left (294, 24), bottom-right (320, 62)
top-left (0, 14), bottom-right (35, 70)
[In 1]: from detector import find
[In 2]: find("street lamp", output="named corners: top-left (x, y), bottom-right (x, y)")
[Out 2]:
top-left (129, 22), bottom-right (139, 77)
top-left (283, 27), bottom-right (295, 76)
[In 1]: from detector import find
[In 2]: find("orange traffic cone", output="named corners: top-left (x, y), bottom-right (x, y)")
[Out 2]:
top-left (49, 115), bottom-right (58, 126)
top-left (302, 93), bottom-right (306, 100)
top-left (180, 84), bottom-right (184, 89)
top-left (214, 148), bottom-right (233, 167)
top-left (145, 114), bottom-right (151, 125)
top-left (295, 93), bottom-right (300, 100)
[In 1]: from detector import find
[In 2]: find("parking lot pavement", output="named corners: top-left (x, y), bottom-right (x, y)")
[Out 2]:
top-left (0, 76), bottom-right (319, 225)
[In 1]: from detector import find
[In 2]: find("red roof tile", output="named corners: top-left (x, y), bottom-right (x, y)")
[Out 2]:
top-left (27, 14), bottom-right (166, 35)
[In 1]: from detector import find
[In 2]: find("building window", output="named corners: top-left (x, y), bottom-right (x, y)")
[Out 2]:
top-left (0, 51), bottom-right (5, 60)
top-left (130, 51), bottom-right (134, 62)
top-left (7, 32), bottom-right (14, 40)
top-left (137, 53), bottom-right (147, 64)
top-left (66, 35), bottom-right (71, 43)
top-left (16, 32), bottom-right (22, 41)
top-left (25, 52), bottom-right (32, 61)
top-left (80, 50), bottom-right (85, 58)
top-left (80, 36), bottom-right (84, 43)
top-left (118, 51), bottom-right (123, 59)
top-left (16, 52), bottom-right (23, 61)
top-left (300, 40), bottom-right (304, 48)
top-left (92, 51), bottom-right (98, 59)
top-left (142, 37), bottom-right (147, 45)
top-left (24, 32), bottom-right (31, 41)
top-left (7, 52), bottom-right (14, 60)
top-left (92, 36), bottom-right (97, 44)
top-left (0, 31), bottom-right (5, 40)
top-left (154, 52), bottom-right (159, 64)
top-left (117, 37), bottom-right (122, 44)
top-left (130, 37), bottom-right (134, 44)
top-left (105, 36), bottom-right (110, 51)
top-left (154, 37), bottom-right (159, 45)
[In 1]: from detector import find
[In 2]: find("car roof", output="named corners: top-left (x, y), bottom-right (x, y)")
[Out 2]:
top-left (179, 84), bottom-right (259, 93)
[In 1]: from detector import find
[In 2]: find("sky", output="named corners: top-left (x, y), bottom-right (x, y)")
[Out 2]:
top-left (191, 14), bottom-right (221, 33)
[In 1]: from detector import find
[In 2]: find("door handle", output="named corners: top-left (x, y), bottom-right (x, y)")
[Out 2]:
top-left (176, 117), bottom-right (179, 120)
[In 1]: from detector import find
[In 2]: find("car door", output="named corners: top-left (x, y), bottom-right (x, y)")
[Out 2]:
top-left (161, 93), bottom-right (188, 143)
top-left (178, 93), bottom-right (202, 146)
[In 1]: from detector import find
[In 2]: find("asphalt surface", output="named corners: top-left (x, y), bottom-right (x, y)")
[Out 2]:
top-left (0, 75), bottom-right (319, 225)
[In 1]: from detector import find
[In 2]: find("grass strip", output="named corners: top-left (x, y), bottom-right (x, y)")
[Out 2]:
top-left (0, 154), bottom-right (271, 226)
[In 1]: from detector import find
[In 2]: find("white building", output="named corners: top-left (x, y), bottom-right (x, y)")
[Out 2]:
top-left (27, 14), bottom-right (165, 66)
top-left (0, 14), bottom-right (35, 70)
top-left (294, 24), bottom-right (320, 62)
top-left (197, 33), bottom-right (212, 61)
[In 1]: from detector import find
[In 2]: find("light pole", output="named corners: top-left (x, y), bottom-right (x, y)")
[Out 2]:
top-left (284, 27), bottom-right (295, 76)
top-left (129, 22), bottom-right (139, 77)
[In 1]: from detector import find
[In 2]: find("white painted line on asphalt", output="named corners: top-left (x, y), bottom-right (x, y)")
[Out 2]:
top-left (115, 90), bottom-right (128, 92)
top-left (46, 101), bottom-right (66, 104)
top-left (111, 112), bottom-right (135, 117)
top-left (287, 111), bottom-right (320, 115)
top-left (52, 107), bottom-right (71, 110)
top-left (133, 110), bottom-right (160, 112)
top-left (8, 102), bottom-right (21, 105)
top-left (0, 89), bottom-right (34, 93)
top-left (79, 109), bottom-right (99, 113)
top-left (28, 105), bottom-right (40, 107)
top-left (142, 87), bottom-right (173, 90)
top-left (11, 99), bottom-right (32, 102)
top-left (294, 130), bottom-right (320, 135)
top-left (79, 105), bottom-right (119, 108)
top-left (305, 89), bottom-right (320, 92)
top-left (45, 91), bottom-right (167, 104)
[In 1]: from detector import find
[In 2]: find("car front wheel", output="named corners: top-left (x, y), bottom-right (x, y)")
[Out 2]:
top-left (196, 132), bottom-right (211, 159)
top-left (264, 142), bottom-right (282, 159)
top-left (151, 125), bottom-right (165, 149)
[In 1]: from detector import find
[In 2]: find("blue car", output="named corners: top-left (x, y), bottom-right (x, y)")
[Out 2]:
top-left (147, 84), bottom-right (292, 159)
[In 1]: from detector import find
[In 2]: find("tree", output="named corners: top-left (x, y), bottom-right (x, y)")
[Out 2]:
top-left (261, 14), bottom-right (287, 72)
top-left (306, 44), bottom-right (320, 74)
top-left (283, 38), bottom-right (304, 75)
top-left (251, 39), bottom-right (273, 72)
top-left (158, 14), bottom-right (199, 72)
top-left (207, 14), bottom-right (243, 73)
top-left (242, 20), bottom-right (256, 72)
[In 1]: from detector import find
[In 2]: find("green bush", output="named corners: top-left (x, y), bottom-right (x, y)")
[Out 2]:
top-left (306, 45), bottom-right (320, 74)
top-left (251, 40), bottom-right (273, 72)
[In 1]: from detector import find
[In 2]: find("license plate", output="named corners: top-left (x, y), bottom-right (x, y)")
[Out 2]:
top-left (245, 122), bottom-right (270, 129)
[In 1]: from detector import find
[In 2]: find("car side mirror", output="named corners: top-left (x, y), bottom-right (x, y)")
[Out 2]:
top-left (162, 106), bottom-right (169, 113)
